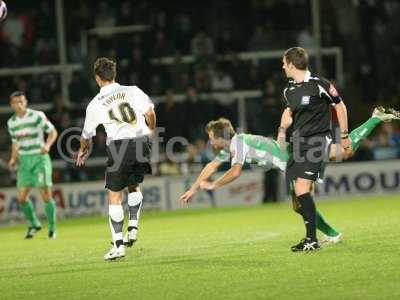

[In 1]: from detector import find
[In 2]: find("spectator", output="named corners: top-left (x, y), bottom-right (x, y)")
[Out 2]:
top-left (194, 65), bottom-right (212, 93)
top-left (370, 124), bottom-right (400, 160)
top-left (243, 62), bottom-right (262, 90)
top-left (151, 30), bottom-right (175, 58)
top-left (193, 138), bottom-right (213, 165)
top-left (297, 27), bottom-right (317, 50)
top-left (382, 123), bottom-right (400, 149)
top-left (173, 14), bottom-right (193, 54)
top-left (191, 30), bottom-right (214, 58)
top-left (95, 1), bottom-right (116, 29)
top-left (216, 28), bottom-right (237, 54)
top-left (92, 130), bottom-right (107, 157)
top-left (153, 10), bottom-right (169, 31)
top-left (35, 39), bottom-right (58, 65)
top-left (169, 52), bottom-right (190, 91)
top-left (211, 66), bottom-right (234, 92)
top-left (159, 158), bottom-right (180, 175)
top-left (149, 74), bottom-right (165, 96)
top-left (69, 72), bottom-right (92, 104)
top-left (126, 47), bottom-right (148, 87)
top-left (116, 1), bottom-right (134, 26)
top-left (227, 54), bottom-right (247, 89)
top-left (174, 72), bottom-right (192, 94)
top-left (248, 26), bottom-right (269, 51)
top-left (34, 0), bottom-right (56, 39)
top-left (261, 79), bottom-right (281, 136)
top-left (182, 87), bottom-right (201, 140)
top-left (157, 89), bottom-right (184, 143)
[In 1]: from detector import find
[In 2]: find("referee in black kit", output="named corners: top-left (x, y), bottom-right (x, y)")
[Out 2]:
top-left (277, 47), bottom-right (350, 252)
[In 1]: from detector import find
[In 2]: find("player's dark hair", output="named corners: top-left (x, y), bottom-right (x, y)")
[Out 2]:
top-left (9, 91), bottom-right (26, 100)
top-left (284, 47), bottom-right (309, 70)
top-left (94, 57), bottom-right (117, 81)
top-left (205, 118), bottom-right (236, 139)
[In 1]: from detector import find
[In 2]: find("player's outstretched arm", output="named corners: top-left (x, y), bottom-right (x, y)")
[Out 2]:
top-left (76, 137), bottom-right (91, 167)
top-left (179, 160), bottom-right (222, 204)
top-left (200, 163), bottom-right (243, 191)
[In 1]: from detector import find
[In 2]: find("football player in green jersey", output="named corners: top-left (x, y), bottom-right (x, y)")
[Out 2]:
top-left (7, 91), bottom-right (58, 239)
top-left (180, 107), bottom-right (400, 244)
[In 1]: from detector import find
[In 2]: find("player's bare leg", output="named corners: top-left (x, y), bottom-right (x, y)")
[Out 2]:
top-left (123, 184), bottom-right (143, 247)
top-left (39, 187), bottom-right (57, 239)
top-left (104, 190), bottom-right (126, 261)
top-left (18, 187), bottom-right (42, 239)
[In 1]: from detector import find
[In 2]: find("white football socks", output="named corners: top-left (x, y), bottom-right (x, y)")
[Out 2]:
top-left (127, 192), bottom-right (143, 238)
top-left (109, 204), bottom-right (124, 243)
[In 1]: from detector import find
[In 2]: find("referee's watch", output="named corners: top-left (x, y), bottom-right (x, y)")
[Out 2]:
top-left (341, 131), bottom-right (349, 139)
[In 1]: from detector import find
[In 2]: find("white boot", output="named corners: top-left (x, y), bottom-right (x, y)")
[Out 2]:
top-left (104, 244), bottom-right (126, 261)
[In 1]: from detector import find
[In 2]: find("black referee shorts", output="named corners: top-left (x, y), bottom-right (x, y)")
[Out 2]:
top-left (286, 133), bottom-right (332, 182)
top-left (105, 136), bottom-right (152, 192)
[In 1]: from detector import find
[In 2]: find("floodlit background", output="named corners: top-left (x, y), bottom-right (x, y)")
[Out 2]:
top-left (0, 0), bottom-right (399, 188)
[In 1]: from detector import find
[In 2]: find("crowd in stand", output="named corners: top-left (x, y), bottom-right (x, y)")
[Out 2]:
top-left (1, 0), bottom-right (400, 185)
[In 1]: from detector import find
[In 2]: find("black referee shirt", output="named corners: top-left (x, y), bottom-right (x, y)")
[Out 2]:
top-left (283, 71), bottom-right (342, 137)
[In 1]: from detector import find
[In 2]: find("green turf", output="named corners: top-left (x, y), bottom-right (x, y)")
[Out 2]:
top-left (1, 195), bottom-right (400, 300)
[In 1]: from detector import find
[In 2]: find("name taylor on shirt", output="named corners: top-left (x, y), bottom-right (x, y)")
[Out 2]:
top-left (100, 92), bottom-right (126, 107)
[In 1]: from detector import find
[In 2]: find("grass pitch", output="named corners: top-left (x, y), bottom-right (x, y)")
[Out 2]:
top-left (1, 195), bottom-right (400, 300)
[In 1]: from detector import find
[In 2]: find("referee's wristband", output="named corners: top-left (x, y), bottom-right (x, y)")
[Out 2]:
top-left (341, 134), bottom-right (349, 139)
top-left (278, 126), bottom-right (286, 133)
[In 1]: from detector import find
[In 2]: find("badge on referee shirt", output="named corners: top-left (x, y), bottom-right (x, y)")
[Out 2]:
top-left (301, 96), bottom-right (310, 105)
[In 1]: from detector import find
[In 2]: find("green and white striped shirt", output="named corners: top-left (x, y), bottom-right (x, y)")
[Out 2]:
top-left (7, 109), bottom-right (55, 155)
top-left (215, 133), bottom-right (289, 171)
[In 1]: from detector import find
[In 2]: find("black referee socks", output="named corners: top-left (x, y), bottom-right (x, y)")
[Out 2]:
top-left (297, 193), bottom-right (317, 241)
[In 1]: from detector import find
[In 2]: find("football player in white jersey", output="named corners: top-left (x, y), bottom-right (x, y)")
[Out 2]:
top-left (76, 57), bottom-right (156, 261)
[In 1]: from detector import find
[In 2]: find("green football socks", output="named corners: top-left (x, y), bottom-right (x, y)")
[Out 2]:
top-left (349, 117), bottom-right (381, 151)
top-left (316, 210), bottom-right (339, 237)
top-left (44, 199), bottom-right (57, 232)
top-left (21, 200), bottom-right (41, 228)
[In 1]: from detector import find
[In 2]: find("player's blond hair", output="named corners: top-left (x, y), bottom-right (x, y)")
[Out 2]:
top-left (205, 118), bottom-right (236, 139)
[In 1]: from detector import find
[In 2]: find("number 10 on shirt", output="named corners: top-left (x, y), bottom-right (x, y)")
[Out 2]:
top-left (108, 102), bottom-right (137, 125)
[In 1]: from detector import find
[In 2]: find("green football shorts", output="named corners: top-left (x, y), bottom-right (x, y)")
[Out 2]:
top-left (17, 154), bottom-right (53, 188)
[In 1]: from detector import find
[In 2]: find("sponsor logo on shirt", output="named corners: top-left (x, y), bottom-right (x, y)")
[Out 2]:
top-left (301, 96), bottom-right (310, 105)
